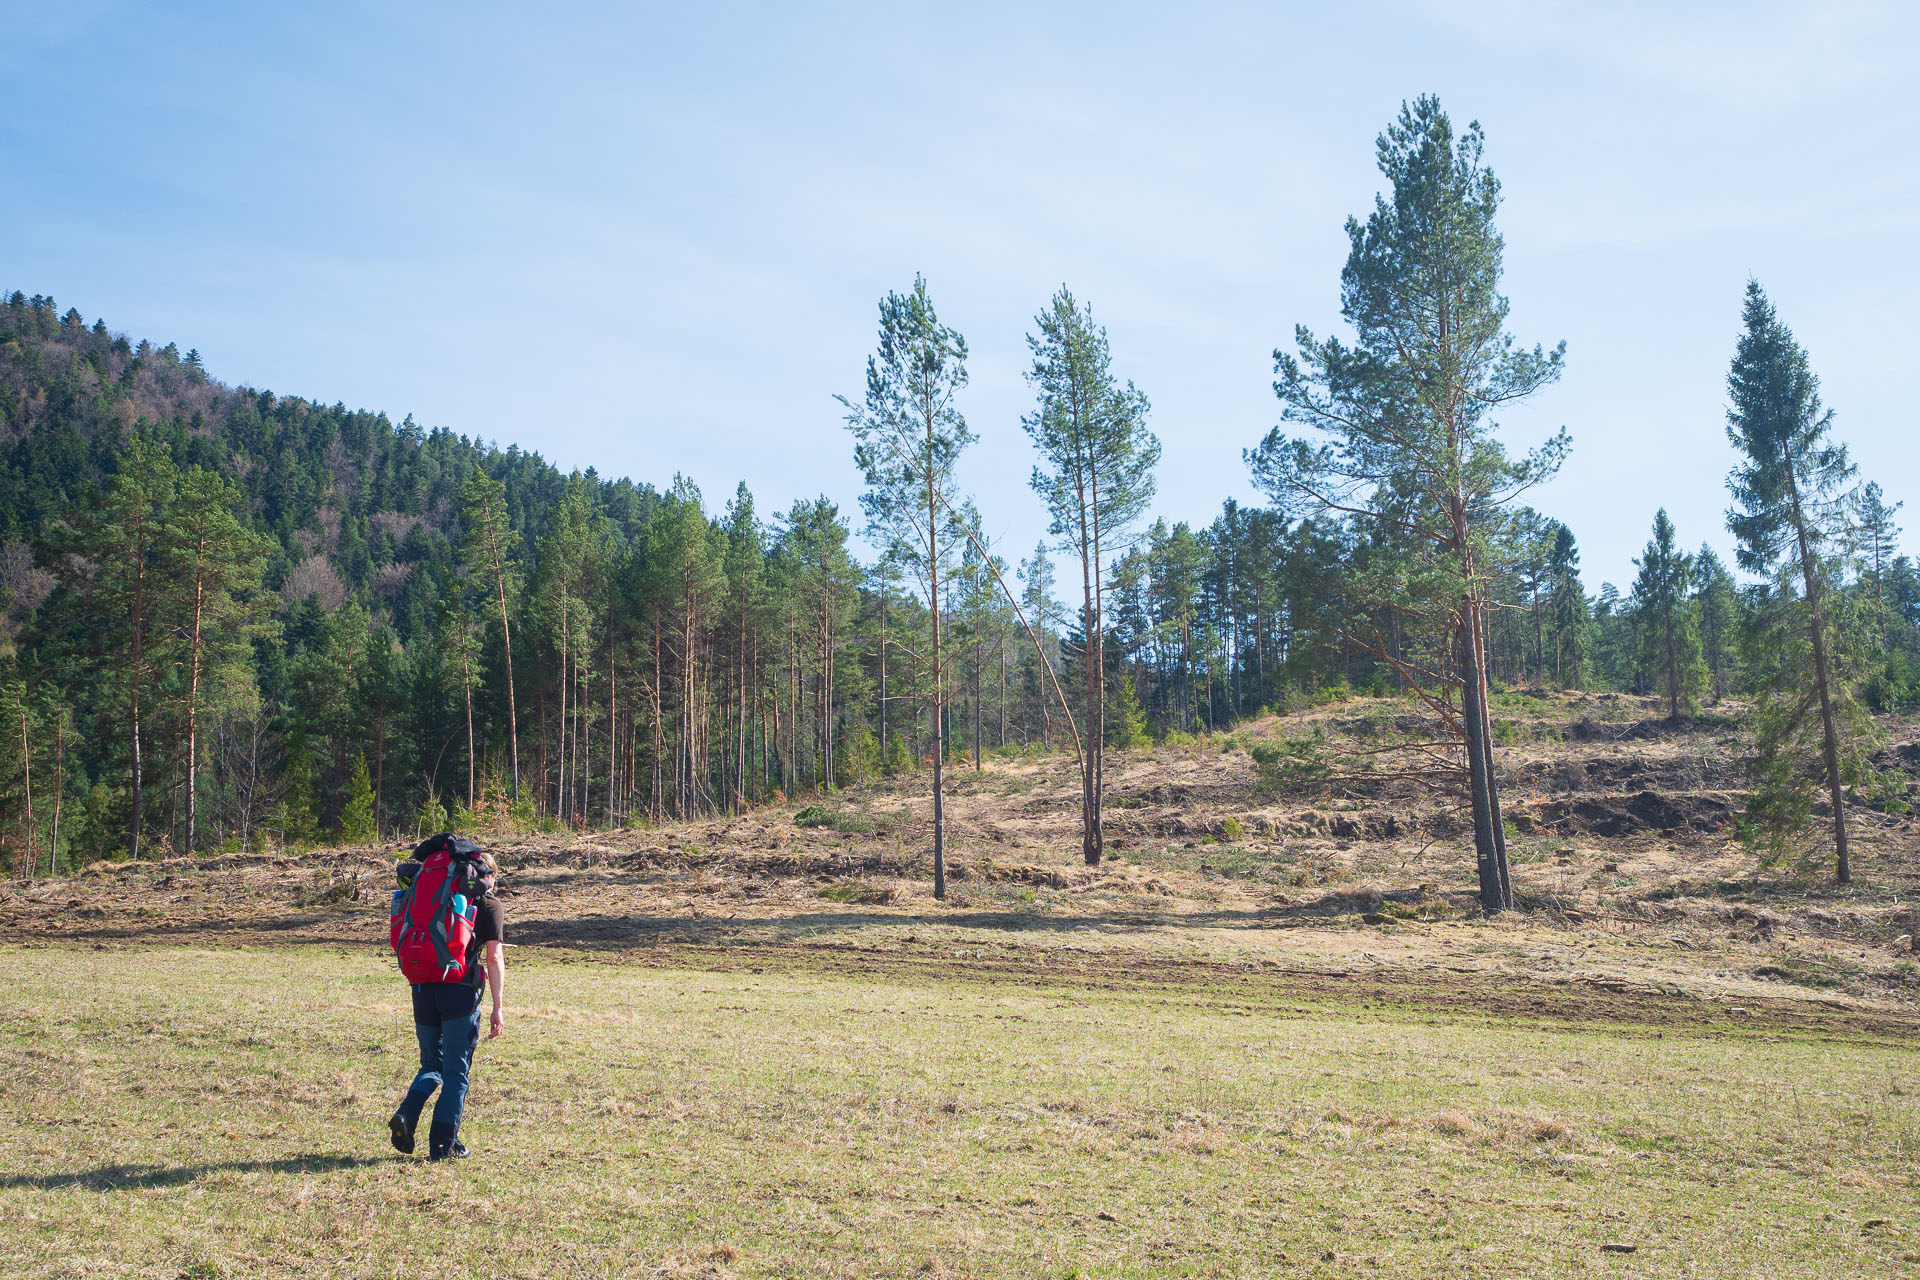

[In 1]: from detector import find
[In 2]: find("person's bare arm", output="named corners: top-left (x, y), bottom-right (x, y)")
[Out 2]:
top-left (485, 939), bottom-right (506, 1038)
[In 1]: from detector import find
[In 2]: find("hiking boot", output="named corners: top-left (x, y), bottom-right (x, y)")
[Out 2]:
top-left (426, 1121), bottom-right (466, 1161)
top-left (388, 1110), bottom-right (417, 1155)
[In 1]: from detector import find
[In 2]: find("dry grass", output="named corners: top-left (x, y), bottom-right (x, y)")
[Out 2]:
top-left (2, 693), bottom-right (1917, 1274)
top-left (2, 945), bottom-right (1917, 1278)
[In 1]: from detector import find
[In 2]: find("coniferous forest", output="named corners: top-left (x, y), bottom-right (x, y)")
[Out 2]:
top-left (1, 100), bottom-right (1913, 896)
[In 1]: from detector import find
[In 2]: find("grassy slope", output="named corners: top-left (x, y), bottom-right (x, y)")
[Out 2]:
top-left (3, 947), bottom-right (1915, 1279)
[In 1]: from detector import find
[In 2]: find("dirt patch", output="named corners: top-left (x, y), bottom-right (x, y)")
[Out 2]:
top-left (1514, 790), bottom-right (1737, 838)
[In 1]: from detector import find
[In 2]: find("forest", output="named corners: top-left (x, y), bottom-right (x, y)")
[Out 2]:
top-left (0, 99), bottom-right (1912, 901)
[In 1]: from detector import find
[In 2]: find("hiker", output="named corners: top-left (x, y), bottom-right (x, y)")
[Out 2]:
top-left (386, 833), bottom-right (506, 1161)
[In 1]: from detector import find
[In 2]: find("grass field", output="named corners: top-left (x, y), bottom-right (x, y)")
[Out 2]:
top-left (2, 944), bottom-right (1915, 1278)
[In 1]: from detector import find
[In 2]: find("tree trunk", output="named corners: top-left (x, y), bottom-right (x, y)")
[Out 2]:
top-left (557, 599), bottom-right (569, 820)
top-left (1072, 477), bottom-right (1101, 865)
top-left (928, 424), bottom-right (946, 900)
top-left (1088, 472), bottom-right (1107, 866)
top-left (1460, 609), bottom-right (1507, 912)
top-left (1792, 504), bottom-right (1850, 882)
top-left (128, 527), bottom-right (147, 860)
top-left (1665, 611), bottom-right (1679, 721)
top-left (735, 608), bottom-right (747, 810)
top-left (878, 583), bottom-right (888, 762)
top-left (1474, 607), bottom-right (1512, 908)
top-left (490, 529), bottom-right (521, 801)
top-left (373, 713), bottom-right (386, 838)
top-left (609, 620), bottom-right (619, 826)
top-left (18, 703), bottom-right (34, 877)
top-left (462, 643), bottom-right (476, 811)
top-left (998, 637), bottom-right (1007, 748)
top-left (536, 686), bottom-right (549, 814)
top-left (973, 630), bottom-right (983, 773)
top-left (185, 548), bottom-right (206, 854)
top-left (50, 716), bottom-right (63, 873)
top-left (650, 618), bottom-right (664, 821)
top-left (1531, 576), bottom-right (1544, 686)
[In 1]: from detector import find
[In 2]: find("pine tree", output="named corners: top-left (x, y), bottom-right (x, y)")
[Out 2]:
top-left (952, 502), bottom-right (1007, 770)
top-left (1248, 97), bottom-right (1567, 911)
top-left (54, 438), bottom-right (176, 858)
top-left (461, 468), bottom-right (523, 801)
top-left (1853, 481), bottom-right (1902, 645)
top-left (356, 624), bottom-right (402, 838)
top-left (782, 496), bottom-right (859, 790)
top-left (1022, 286), bottom-right (1159, 865)
top-left (2, 676), bottom-right (36, 875)
top-left (161, 466), bottom-right (274, 852)
top-left (437, 588), bottom-right (482, 812)
top-left (642, 478), bottom-right (724, 818)
top-left (1693, 545), bottom-right (1740, 702)
top-left (840, 276), bottom-right (973, 899)
top-left (1510, 511), bottom-right (1555, 686)
top-left (722, 484), bottom-right (764, 810)
top-left (1148, 521), bottom-right (1208, 732)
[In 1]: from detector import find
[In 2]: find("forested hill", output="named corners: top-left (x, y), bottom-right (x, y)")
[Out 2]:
top-left (0, 290), bottom-right (990, 871)
top-left (0, 291), bottom-right (661, 649)
top-left (0, 290), bottom-right (735, 867)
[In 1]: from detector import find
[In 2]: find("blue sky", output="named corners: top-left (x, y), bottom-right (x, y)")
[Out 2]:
top-left (4, 1), bottom-right (1915, 589)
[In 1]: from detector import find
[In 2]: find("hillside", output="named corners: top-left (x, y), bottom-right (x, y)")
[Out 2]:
top-left (0, 290), bottom-right (655, 650)
top-left (10, 691), bottom-right (1917, 1015)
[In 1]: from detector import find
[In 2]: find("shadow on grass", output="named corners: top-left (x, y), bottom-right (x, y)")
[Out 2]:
top-left (506, 887), bottom-right (1430, 950)
top-left (4, 1153), bottom-right (388, 1191)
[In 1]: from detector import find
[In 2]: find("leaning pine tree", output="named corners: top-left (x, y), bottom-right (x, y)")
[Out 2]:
top-left (1725, 280), bottom-right (1868, 882)
top-left (1247, 96), bottom-right (1567, 912)
top-left (840, 276), bottom-right (974, 899)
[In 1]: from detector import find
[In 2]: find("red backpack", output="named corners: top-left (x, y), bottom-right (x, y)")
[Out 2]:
top-left (390, 834), bottom-right (494, 984)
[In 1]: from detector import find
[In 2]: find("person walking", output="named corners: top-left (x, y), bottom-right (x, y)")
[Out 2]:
top-left (387, 834), bottom-right (506, 1161)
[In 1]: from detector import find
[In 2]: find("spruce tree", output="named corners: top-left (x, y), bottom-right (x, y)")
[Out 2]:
top-left (1726, 281), bottom-right (1861, 881)
top-left (1547, 524), bottom-right (1590, 688)
top-left (338, 755), bottom-right (376, 843)
top-left (1630, 510), bottom-right (1706, 720)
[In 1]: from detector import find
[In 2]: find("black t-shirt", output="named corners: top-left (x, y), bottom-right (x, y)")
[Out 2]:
top-left (461, 894), bottom-right (505, 990)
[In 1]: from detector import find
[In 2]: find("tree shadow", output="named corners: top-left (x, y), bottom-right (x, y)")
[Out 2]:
top-left (4, 1153), bottom-right (388, 1191)
top-left (507, 890), bottom-right (1415, 951)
